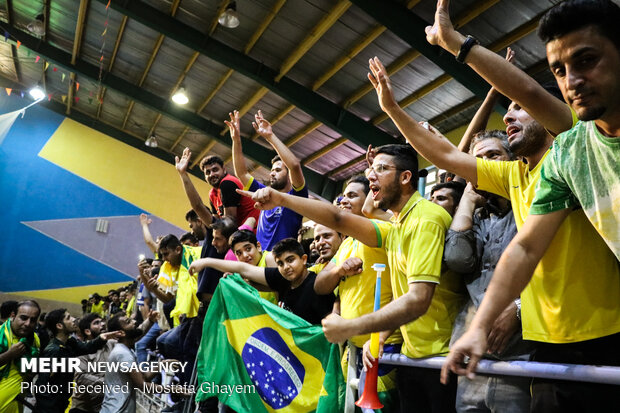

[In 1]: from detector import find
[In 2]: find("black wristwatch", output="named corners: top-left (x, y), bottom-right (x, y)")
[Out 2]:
top-left (456, 35), bottom-right (480, 63)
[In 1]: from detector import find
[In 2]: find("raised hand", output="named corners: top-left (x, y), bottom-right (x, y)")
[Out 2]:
top-left (365, 145), bottom-right (376, 168)
top-left (236, 187), bottom-right (282, 211)
top-left (440, 326), bottom-right (487, 384)
top-left (252, 110), bottom-right (274, 139)
top-left (368, 57), bottom-right (399, 113)
top-left (224, 110), bottom-right (241, 142)
top-left (175, 147), bottom-right (192, 174)
top-left (505, 46), bottom-right (515, 64)
top-left (425, 0), bottom-right (461, 54)
top-left (139, 213), bottom-right (152, 226)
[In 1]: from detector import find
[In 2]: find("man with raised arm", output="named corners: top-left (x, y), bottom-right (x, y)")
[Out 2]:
top-left (227, 110), bottom-right (308, 250)
top-left (239, 144), bottom-right (463, 412)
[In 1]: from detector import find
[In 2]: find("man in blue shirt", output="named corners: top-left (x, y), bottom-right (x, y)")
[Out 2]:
top-left (227, 110), bottom-right (308, 250)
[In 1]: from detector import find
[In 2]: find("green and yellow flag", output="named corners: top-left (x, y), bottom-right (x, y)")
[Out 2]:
top-left (195, 274), bottom-right (345, 412)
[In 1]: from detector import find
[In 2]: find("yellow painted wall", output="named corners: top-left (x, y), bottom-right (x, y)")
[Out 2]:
top-left (38, 118), bottom-right (211, 228)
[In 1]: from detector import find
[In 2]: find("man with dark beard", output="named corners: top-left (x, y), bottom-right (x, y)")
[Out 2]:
top-left (100, 314), bottom-right (179, 413)
top-left (228, 109), bottom-right (308, 250)
top-left (197, 153), bottom-right (259, 225)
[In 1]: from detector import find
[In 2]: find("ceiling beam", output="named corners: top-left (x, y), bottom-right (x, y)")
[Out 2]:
top-left (95, 0), bottom-right (397, 151)
top-left (96, 14), bottom-right (127, 119)
top-left (7, 27), bottom-right (335, 196)
top-left (348, 0), bottom-right (490, 99)
top-left (67, 0), bottom-right (90, 115)
top-left (275, 0), bottom-right (351, 81)
top-left (298, 0), bottom-right (499, 164)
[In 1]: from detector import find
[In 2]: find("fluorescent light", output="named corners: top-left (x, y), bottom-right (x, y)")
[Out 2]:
top-left (171, 87), bottom-right (189, 105)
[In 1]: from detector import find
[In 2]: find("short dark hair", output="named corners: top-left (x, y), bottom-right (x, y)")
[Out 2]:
top-left (199, 155), bottom-right (224, 170)
top-left (346, 175), bottom-right (370, 195)
top-left (538, 0), bottom-right (620, 49)
top-left (430, 181), bottom-right (466, 207)
top-left (1, 301), bottom-right (18, 319)
top-left (46, 308), bottom-right (67, 336)
top-left (185, 209), bottom-right (199, 222)
top-left (107, 314), bottom-right (124, 333)
top-left (211, 217), bottom-right (237, 240)
top-left (271, 155), bottom-right (285, 166)
top-left (180, 232), bottom-right (199, 245)
top-left (272, 238), bottom-right (305, 259)
top-left (375, 144), bottom-right (419, 187)
top-left (78, 313), bottom-right (101, 336)
top-left (470, 130), bottom-right (514, 160)
top-left (159, 234), bottom-right (182, 251)
top-left (229, 229), bottom-right (258, 250)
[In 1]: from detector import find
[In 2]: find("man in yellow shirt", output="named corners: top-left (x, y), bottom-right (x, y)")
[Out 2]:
top-left (0, 300), bottom-right (40, 413)
top-left (240, 144), bottom-right (463, 412)
top-left (314, 175), bottom-right (402, 410)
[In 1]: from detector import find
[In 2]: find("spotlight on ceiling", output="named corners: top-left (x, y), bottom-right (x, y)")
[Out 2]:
top-left (218, 1), bottom-right (240, 28)
top-left (145, 135), bottom-right (158, 148)
top-left (27, 14), bottom-right (45, 37)
top-left (171, 87), bottom-right (189, 105)
top-left (29, 84), bottom-right (45, 101)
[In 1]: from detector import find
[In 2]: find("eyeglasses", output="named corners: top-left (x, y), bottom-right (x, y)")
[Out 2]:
top-left (364, 164), bottom-right (403, 177)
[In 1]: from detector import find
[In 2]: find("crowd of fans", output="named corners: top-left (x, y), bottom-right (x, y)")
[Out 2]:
top-left (1, 0), bottom-right (619, 412)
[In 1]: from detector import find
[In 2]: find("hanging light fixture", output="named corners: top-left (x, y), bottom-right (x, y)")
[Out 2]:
top-left (171, 86), bottom-right (189, 105)
top-left (218, 1), bottom-right (240, 28)
top-left (29, 84), bottom-right (45, 101)
top-left (27, 14), bottom-right (45, 36)
top-left (145, 135), bottom-right (158, 148)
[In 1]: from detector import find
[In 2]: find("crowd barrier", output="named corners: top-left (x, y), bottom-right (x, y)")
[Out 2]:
top-left (345, 344), bottom-right (620, 413)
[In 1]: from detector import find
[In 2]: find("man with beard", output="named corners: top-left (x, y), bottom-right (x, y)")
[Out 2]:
top-left (313, 175), bottom-right (403, 411)
top-left (239, 144), bottom-right (463, 412)
top-left (0, 300), bottom-right (40, 413)
top-left (228, 109), bottom-right (308, 250)
top-left (70, 313), bottom-right (115, 413)
top-left (443, 131), bottom-right (533, 413)
top-left (198, 152), bottom-right (259, 225)
top-left (34, 309), bottom-right (121, 412)
top-left (100, 314), bottom-right (182, 413)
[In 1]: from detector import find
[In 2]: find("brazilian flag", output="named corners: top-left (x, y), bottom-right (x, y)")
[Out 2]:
top-left (195, 274), bottom-right (345, 412)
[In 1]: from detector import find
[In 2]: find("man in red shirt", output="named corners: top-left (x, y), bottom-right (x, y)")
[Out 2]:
top-left (199, 154), bottom-right (259, 225)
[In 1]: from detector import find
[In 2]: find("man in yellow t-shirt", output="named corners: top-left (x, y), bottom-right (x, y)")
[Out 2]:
top-left (314, 175), bottom-right (403, 410)
top-left (239, 144), bottom-right (463, 412)
top-left (0, 301), bottom-right (41, 413)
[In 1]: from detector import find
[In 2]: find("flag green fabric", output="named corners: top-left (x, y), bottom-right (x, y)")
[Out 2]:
top-left (195, 274), bottom-right (345, 412)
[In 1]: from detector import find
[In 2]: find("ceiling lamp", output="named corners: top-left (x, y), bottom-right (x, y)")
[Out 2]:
top-left (171, 87), bottom-right (189, 105)
top-left (218, 1), bottom-right (240, 28)
top-left (145, 135), bottom-right (158, 148)
top-left (29, 84), bottom-right (45, 101)
top-left (27, 14), bottom-right (45, 36)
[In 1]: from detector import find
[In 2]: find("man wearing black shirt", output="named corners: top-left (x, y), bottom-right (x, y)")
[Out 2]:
top-left (34, 309), bottom-right (120, 412)
top-left (189, 238), bottom-right (336, 325)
